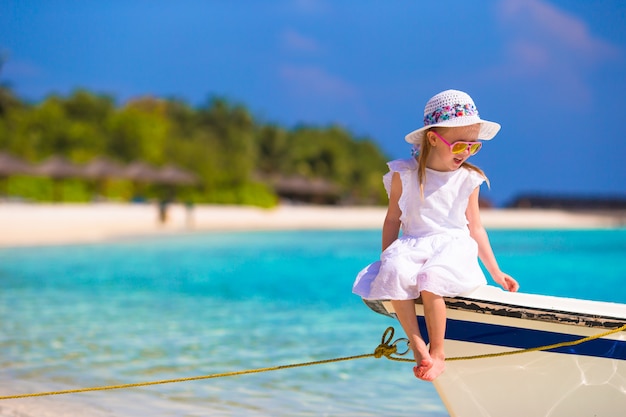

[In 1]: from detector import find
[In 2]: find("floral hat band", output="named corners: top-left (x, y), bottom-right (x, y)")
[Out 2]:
top-left (423, 103), bottom-right (478, 127)
top-left (405, 89), bottom-right (501, 145)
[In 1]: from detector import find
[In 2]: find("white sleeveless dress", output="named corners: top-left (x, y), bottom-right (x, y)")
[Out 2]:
top-left (352, 158), bottom-right (487, 300)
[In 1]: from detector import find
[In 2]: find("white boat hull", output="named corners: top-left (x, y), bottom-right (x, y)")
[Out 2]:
top-left (365, 286), bottom-right (626, 417)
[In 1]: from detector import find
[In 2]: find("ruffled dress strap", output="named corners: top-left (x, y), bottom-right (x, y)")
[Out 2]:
top-left (382, 158), bottom-right (418, 197)
top-left (466, 169), bottom-right (486, 192)
top-left (382, 158), bottom-right (418, 233)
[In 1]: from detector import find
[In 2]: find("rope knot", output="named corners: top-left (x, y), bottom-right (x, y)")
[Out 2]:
top-left (373, 327), bottom-right (409, 359)
top-left (374, 343), bottom-right (397, 358)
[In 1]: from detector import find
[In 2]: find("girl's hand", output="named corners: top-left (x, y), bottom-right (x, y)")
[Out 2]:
top-left (493, 272), bottom-right (519, 292)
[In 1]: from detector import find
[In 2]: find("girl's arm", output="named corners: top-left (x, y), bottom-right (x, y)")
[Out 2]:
top-left (466, 187), bottom-right (519, 292)
top-left (382, 172), bottom-right (402, 251)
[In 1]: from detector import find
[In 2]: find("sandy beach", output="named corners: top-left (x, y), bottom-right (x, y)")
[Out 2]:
top-left (0, 203), bottom-right (624, 248)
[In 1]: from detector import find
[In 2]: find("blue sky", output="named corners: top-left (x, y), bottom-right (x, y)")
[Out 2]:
top-left (1, 0), bottom-right (625, 206)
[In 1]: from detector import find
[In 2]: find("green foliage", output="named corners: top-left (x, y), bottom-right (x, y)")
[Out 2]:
top-left (0, 89), bottom-right (390, 206)
top-left (5, 176), bottom-right (52, 202)
top-left (202, 182), bottom-right (277, 208)
top-left (5, 176), bottom-right (91, 202)
top-left (99, 179), bottom-right (134, 202)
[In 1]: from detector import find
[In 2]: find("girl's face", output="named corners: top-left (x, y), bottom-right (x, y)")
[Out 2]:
top-left (425, 124), bottom-right (481, 171)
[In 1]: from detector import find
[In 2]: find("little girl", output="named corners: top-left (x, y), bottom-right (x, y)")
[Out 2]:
top-left (353, 89), bottom-right (519, 381)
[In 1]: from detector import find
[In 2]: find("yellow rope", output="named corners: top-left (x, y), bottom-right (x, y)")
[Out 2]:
top-left (0, 328), bottom-right (400, 401)
top-left (0, 353), bottom-right (376, 400)
top-left (1, 324), bottom-right (624, 400)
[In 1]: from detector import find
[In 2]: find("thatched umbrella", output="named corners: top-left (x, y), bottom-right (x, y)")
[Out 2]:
top-left (82, 157), bottom-right (126, 200)
top-left (121, 161), bottom-right (162, 204)
top-left (0, 152), bottom-right (32, 177)
top-left (34, 155), bottom-right (83, 201)
top-left (273, 176), bottom-right (341, 205)
top-left (35, 155), bottom-right (82, 180)
top-left (156, 165), bottom-right (198, 186)
top-left (153, 165), bottom-right (199, 224)
top-left (0, 152), bottom-right (33, 198)
top-left (123, 161), bottom-right (162, 183)
top-left (82, 157), bottom-right (125, 180)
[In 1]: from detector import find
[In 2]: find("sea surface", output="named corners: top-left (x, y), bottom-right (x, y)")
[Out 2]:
top-left (1, 228), bottom-right (625, 416)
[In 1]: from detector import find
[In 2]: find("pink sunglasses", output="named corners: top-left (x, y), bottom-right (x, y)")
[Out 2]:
top-left (432, 131), bottom-right (482, 156)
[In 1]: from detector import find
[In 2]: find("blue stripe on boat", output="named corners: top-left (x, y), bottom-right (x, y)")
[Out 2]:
top-left (417, 317), bottom-right (626, 360)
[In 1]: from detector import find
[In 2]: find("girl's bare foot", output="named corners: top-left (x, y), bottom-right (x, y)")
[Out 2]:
top-left (411, 342), bottom-right (433, 380)
top-left (413, 358), bottom-right (433, 379)
top-left (420, 354), bottom-right (445, 381)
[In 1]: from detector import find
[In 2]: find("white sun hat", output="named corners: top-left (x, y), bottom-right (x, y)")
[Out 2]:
top-left (405, 89), bottom-right (501, 144)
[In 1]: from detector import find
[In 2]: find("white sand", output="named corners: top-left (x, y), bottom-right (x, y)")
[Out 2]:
top-left (0, 203), bottom-right (624, 248)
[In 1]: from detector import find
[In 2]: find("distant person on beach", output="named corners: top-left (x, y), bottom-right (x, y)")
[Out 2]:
top-left (352, 89), bottom-right (519, 381)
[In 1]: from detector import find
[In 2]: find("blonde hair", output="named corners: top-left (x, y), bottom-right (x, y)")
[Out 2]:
top-left (416, 128), bottom-right (489, 198)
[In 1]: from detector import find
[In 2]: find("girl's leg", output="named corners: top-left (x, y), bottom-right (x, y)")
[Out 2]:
top-left (420, 290), bottom-right (447, 381)
top-left (390, 299), bottom-right (433, 379)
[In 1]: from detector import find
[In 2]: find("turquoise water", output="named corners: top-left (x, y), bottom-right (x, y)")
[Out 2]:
top-left (1, 229), bottom-right (625, 416)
